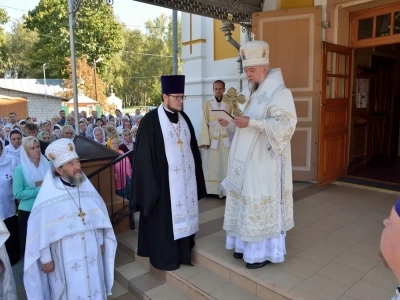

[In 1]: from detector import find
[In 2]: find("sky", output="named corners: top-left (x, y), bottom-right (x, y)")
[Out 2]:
top-left (1, 0), bottom-right (173, 31)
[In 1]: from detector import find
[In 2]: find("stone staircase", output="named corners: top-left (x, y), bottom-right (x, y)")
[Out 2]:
top-left (112, 227), bottom-right (302, 300)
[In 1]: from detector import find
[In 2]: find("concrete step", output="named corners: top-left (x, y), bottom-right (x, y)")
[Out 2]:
top-left (116, 230), bottom-right (299, 300)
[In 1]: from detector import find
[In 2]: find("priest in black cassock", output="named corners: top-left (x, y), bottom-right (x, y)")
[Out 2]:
top-left (132, 75), bottom-right (206, 271)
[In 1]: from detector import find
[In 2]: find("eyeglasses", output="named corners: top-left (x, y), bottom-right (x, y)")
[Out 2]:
top-left (167, 95), bottom-right (186, 101)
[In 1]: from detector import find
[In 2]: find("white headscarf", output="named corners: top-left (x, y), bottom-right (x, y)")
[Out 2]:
top-left (5, 130), bottom-right (22, 165)
top-left (20, 138), bottom-right (50, 188)
top-left (0, 139), bottom-right (14, 168)
top-left (93, 127), bottom-right (106, 145)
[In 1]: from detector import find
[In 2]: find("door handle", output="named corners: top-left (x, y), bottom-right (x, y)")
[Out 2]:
top-left (321, 103), bottom-right (326, 106)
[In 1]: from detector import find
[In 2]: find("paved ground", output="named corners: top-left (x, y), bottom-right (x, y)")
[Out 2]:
top-left (11, 182), bottom-right (400, 300)
top-left (12, 257), bottom-right (27, 300)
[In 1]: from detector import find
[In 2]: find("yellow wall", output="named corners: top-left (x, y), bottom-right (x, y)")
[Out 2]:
top-left (213, 19), bottom-right (241, 61)
top-left (280, 0), bottom-right (314, 9)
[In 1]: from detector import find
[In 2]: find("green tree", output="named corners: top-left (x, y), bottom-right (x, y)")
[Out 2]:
top-left (59, 57), bottom-right (110, 112)
top-left (1, 21), bottom-right (39, 78)
top-left (0, 8), bottom-right (10, 76)
top-left (104, 14), bottom-right (182, 108)
top-left (24, 0), bottom-right (123, 78)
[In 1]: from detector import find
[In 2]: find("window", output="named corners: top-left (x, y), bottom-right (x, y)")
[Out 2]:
top-left (350, 3), bottom-right (400, 47)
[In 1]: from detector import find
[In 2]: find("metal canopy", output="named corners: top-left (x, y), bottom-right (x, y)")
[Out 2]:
top-left (133, 0), bottom-right (263, 26)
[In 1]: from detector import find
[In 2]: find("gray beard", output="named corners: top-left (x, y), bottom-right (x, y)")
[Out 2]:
top-left (66, 172), bottom-right (86, 186)
top-left (248, 82), bottom-right (260, 92)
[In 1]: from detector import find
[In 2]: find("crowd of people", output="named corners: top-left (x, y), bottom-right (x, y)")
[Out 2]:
top-left (0, 106), bottom-right (145, 298)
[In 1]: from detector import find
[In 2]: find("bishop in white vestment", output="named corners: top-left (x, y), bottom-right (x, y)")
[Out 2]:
top-left (24, 139), bottom-right (117, 299)
top-left (222, 40), bottom-right (297, 269)
top-left (0, 219), bottom-right (17, 300)
top-left (198, 80), bottom-right (234, 197)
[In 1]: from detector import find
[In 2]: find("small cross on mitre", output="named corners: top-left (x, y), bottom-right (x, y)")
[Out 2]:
top-left (222, 87), bottom-right (246, 116)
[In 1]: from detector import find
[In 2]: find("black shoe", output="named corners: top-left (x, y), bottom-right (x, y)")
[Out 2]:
top-left (246, 260), bottom-right (270, 269)
top-left (233, 252), bottom-right (243, 259)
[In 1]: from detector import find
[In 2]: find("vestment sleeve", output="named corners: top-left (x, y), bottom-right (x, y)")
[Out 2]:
top-left (198, 101), bottom-right (211, 146)
top-left (248, 89), bottom-right (297, 156)
top-left (39, 247), bottom-right (52, 264)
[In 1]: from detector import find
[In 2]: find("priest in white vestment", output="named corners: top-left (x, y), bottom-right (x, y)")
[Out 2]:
top-left (0, 219), bottom-right (17, 300)
top-left (198, 80), bottom-right (234, 197)
top-left (24, 138), bottom-right (117, 299)
top-left (221, 40), bottom-right (297, 269)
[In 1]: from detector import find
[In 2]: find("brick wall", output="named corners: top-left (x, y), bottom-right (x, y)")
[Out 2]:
top-left (0, 88), bottom-right (64, 121)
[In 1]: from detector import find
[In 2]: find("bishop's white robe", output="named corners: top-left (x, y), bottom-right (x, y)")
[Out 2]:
top-left (24, 171), bottom-right (117, 300)
top-left (223, 68), bottom-right (297, 264)
top-left (0, 220), bottom-right (17, 300)
top-left (198, 99), bottom-right (234, 196)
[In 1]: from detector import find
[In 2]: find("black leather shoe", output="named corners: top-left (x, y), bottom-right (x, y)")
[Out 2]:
top-left (233, 252), bottom-right (243, 259)
top-left (246, 260), bottom-right (270, 269)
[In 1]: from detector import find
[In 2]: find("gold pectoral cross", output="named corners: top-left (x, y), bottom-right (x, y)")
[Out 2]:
top-left (78, 208), bottom-right (86, 224)
top-left (177, 139), bottom-right (183, 151)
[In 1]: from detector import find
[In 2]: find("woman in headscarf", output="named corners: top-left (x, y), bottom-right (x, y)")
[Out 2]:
top-left (37, 131), bottom-right (51, 143)
top-left (3, 126), bottom-right (11, 142)
top-left (105, 124), bottom-right (118, 140)
top-left (93, 127), bottom-right (106, 145)
top-left (5, 130), bottom-right (22, 165)
top-left (13, 136), bottom-right (50, 256)
top-left (107, 135), bottom-right (132, 201)
top-left (0, 139), bottom-right (20, 266)
top-left (39, 120), bottom-right (51, 133)
top-left (51, 129), bottom-right (62, 142)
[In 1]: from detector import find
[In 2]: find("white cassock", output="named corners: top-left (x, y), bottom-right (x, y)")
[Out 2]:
top-left (223, 68), bottom-right (297, 264)
top-left (198, 98), bottom-right (234, 196)
top-left (0, 219), bottom-right (17, 300)
top-left (24, 170), bottom-right (117, 299)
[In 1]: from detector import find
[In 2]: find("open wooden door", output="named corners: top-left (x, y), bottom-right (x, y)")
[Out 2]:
top-left (317, 42), bottom-right (352, 186)
top-left (253, 6), bottom-right (322, 182)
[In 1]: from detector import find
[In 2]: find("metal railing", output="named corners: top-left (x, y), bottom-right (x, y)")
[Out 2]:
top-left (87, 149), bottom-right (135, 230)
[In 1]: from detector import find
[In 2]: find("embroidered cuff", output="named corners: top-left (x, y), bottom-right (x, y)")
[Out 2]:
top-left (248, 118), bottom-right (264, 131)
top-left (39, 247), bottom-right (52, 264)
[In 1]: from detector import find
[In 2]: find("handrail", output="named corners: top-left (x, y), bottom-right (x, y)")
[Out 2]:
top-left (87, 149), bottom-right (133, 179)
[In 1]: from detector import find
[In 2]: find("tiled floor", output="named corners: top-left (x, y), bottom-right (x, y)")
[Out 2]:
top-left (190, 182), bottom-right (399, 300)
top-left (12, 182), bottom-right (399, 300)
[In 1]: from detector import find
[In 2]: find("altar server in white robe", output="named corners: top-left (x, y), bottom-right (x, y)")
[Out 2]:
top-left (0, 218), bottom-right (17, 300)
top-left (221, 40), bottom-right (297, 269)
top-left (24, 138), bottom-right (117, 299)
top-left (198, 80), bottom-right (234, 197)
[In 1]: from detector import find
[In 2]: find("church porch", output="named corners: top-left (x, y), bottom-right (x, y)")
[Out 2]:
top-left (113, 182), bottom-right (398, 300)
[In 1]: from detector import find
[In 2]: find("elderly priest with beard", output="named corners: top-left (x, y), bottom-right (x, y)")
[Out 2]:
top-left (220, 40), bottom-right (297, 269)
top-left (23, 138), bottom-right (117, 299)
top-left (133, 75), bottom-right (206, 271)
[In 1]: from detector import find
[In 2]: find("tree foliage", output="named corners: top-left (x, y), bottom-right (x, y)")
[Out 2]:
top-left (59, 57), bottom-right (110, 112)
top-left (1, 21), bottom-right (39, 78)
top-left (24, 0), bottom-right (123, 78)
top-left (0, 8), bottom-right (10, 76)
top-left (105, 14), bottom-right (182, 108)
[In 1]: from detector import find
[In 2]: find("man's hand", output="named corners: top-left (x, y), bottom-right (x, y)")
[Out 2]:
top-left (100, 245), bottom-right (105, 254)
top-left (232, 116), bottom-right (250, 128)
top-left (41, 261), bottom-right (55, 273)
top-left (218, 118), bottom-right (230, 127)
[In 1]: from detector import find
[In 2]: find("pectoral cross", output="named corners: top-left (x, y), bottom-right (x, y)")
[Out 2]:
top-left (78, 208), bottom-right (86, 225)
top-left (177, 139), bottom-right (183, 150)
